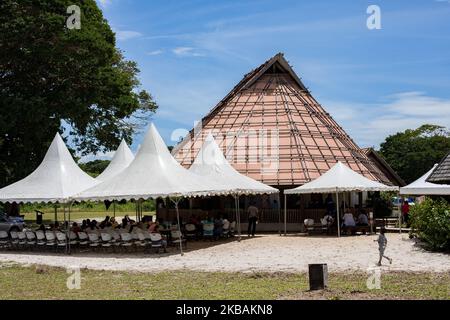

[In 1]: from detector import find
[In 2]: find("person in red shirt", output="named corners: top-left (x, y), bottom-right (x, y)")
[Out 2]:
top-left (401, 200), bottom-right (410, 226)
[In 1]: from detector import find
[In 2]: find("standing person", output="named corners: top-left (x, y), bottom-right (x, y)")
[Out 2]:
top-left (401, 200), bottom-right (410, 226)
top-left (375, 228), bottom-right (392, 266)
top-left (247, 203), bottom-right (259, 237)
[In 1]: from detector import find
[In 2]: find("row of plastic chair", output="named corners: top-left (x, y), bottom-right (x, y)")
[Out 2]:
top-left (0, 229), bottom-right (169, 253)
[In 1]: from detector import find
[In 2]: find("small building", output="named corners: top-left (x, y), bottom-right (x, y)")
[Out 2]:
top-left (426, 151), bottom-right (450, 184)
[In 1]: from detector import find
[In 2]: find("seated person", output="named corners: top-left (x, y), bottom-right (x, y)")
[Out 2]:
top-left (356, 212), bottom-right (369, 226)
top-left (70, 222), bottom-right (81, 233)
top-left (109, 217), bottom-right (119, 229)
top-left (148, 221), bottom-right (159, 233)
top-left (342, 213), bottom-right (356, 228)
top-left (213, 216), bottom-right (224, 238)
top-left (201, 218), bottom-right (214, 237)
top-left (321, 214), bottom-right (334, 226)
top-left (36, 224), bottom-right (46, 232)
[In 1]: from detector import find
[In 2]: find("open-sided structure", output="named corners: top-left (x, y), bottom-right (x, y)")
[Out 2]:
top-left (400, 164), bottom-right (450, 195)
top-left (285, 162), bottom-right (399, 236)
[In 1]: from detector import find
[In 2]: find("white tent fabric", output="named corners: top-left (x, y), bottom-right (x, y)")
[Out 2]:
top-left (0, 133), bottom-right (99, 203)
top-left (96, 139), bottom-right (134, 182)
top-left (189, 133), bottom-right (278, 195)
top-left (400, 164), bottom-right (450, 195)
top-left (284, 162), bottom-right (399, 194)
top-left (73, 124), bottom-right (228, 201)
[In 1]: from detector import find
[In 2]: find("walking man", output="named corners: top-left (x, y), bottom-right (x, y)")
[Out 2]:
top-left (247, 203), bottom-right (259, 237)
top-left (375, 228), bottom-right (392, 266)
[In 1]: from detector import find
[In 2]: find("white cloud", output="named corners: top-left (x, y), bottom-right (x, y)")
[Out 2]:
top-left (146, 50), bottom-right (164, 56)
top-left (324, 92), bottom-right (450, 148)
top-left (79, 150), bottom-right (114, 163)
top-left (172, 47), bottom-right (205, 57)
top-left (115, 30), bottom-right (143, 41)
top-left (97, 0), bottom-right (112, 8)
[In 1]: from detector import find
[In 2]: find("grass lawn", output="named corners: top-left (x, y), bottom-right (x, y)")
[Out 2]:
top-left (0, 263), bottom-right (448, 300)
top-left (20, 211), bottom-right (155, 225)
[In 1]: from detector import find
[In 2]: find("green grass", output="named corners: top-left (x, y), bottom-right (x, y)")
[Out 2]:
top-left (21, 211), bottom-right (155, 225)
top-left (0, 264), bottom-right (448, 300)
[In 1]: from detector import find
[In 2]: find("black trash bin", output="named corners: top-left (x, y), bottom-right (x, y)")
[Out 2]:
top-left (35, 210), bottom-right (44, 225)
top-left (308, 263), bottom-right (328, 290)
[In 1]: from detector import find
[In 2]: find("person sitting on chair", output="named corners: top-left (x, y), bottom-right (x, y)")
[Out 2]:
top-left (356, 211), bottom-right (369, 226)
top-left (342, 213), bottom-right (356, 231)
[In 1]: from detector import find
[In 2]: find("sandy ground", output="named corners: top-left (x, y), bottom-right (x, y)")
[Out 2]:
top-left (0, 234), bottom-right (448, 273)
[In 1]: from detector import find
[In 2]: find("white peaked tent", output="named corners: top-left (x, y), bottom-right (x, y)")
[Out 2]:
top-left (0, 133), bottom-right (98, 204)
top-left (400, 164), bottom-right (450, 195)
top-left (96, 139), bottom-right (134, 182)
top-left (73, 124), bottom-right (230, 255)
top-left (74, 124), bottom-right (224, 202)
top-left (189, 133), bottom-right (278, 239)
top-left (284, 161), bottom-right (399, 237)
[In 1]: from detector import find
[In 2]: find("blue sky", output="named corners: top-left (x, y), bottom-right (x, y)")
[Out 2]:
top-left (85, 0), bottom-right (450, 160)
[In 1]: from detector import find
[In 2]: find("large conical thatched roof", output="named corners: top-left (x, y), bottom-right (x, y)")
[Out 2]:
top-left (173, 53), bottom-right (395, 187)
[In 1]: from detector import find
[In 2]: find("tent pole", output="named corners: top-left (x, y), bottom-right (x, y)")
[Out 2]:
top-left (277, 193), bottom-right (281, 236)
top-left (173, 198), bottom-right (184, 256)
top-left (236, 195), bottom-right (241, 242)
top-left (68, 201), bottom-right (72, 255)
top-left (54, 205), bottom-right (57, 224)
top-left (113, 201), bottom-right (116, 218)
top-left (63, 203), bottom-right (67, 254)
top-left (284, 193), bottom-right (287, 236)
top-left (336, 190), bottom-right (340, 238)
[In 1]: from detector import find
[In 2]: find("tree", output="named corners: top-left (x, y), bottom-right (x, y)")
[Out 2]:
top-left (79, 159), bottom-right (110, 177)
top-left (0, 0), bottom-right (157, 187)
top-left (379, 125), bottom-right (450, 184)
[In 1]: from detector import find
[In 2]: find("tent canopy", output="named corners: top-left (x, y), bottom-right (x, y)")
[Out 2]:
top-left (96, 139), bottom-right (134, 182)
top-left (189, 133), bottom-right (278, 195)
top-left (400, 164), bottom-right (450, 195)
top-left (0, 133), bottom-right (99, 203)
top-left (284, 161), bottom-right (399, 194)
top-left (73, 124), bottom-right (229, 201)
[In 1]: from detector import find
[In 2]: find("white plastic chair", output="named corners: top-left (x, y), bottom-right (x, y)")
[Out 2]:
top-left (55, 232), bottom-right (67, 250)
top-left (77, 232), bottom-right (89, 247)
top-left (10, 231), bottom-right (19, 247)
top-left (25, 231), bottom-right (37, 247)
top-left (171, 230), bottom-right (186, 248)
top-left (17, 231), bottom-right (27, 248)
top-left (120, 232), bottom-right (133, 251)
top-left (149, 232), bottom-right (166, 253)
top-left (100, 232), bottom-right (113, 250)
top-left (88, 232), bottom-right (100, 248)
top-left (35, 230), bottom-right (46, 247)
top-left (45, 231), bottom-right (56, 250)
top-left (0, 230), bottom-right (9, 249)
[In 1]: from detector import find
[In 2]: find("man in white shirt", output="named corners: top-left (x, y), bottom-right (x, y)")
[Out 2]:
top-left (342, 213), bottom-right (356, 227)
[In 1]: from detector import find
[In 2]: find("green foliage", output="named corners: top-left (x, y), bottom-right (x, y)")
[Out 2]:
top-left (0, 0), bottom-right (157, 187)
top-left (410, 198), bottom-right (450, 252)
top-left (378, 124), bottom-right (450, 184)
top-left (79, 160), bottom-right (110, 177)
